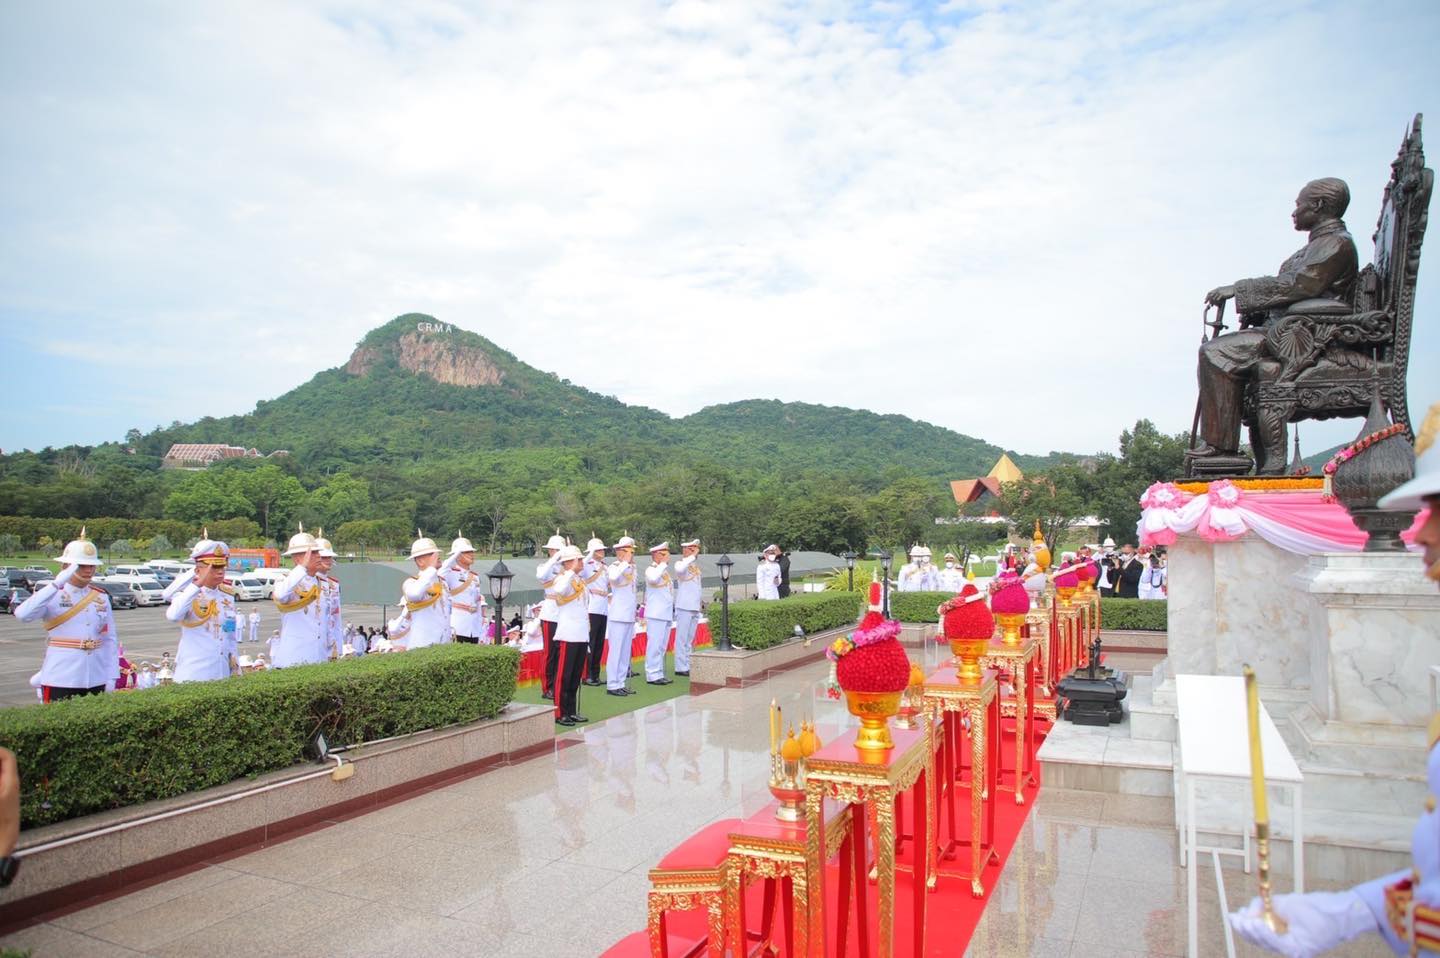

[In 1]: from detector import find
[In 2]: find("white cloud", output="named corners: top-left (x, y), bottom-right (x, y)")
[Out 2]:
top-left (1, 0), bottom-right (1436, 459)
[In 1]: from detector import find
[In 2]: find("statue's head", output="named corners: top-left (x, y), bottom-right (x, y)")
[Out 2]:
top-left (1293, 177), bottom-right (1349, 231)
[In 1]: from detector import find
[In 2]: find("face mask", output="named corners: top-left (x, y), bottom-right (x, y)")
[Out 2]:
top-left (946, 562), bottom-right (955, 569)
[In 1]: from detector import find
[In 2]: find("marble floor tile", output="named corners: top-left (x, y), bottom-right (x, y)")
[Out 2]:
top-left (50, 864), bottom-right (238, 932)
top-left (82, 871), bottom-right (295, 952)
top-left (0, 921), bottom-right (147, 957)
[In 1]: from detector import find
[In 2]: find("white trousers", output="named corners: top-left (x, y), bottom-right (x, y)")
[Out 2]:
top-left (606, 620), bottom-right (635, 690)
top-left (674, 609), bottom-right (700, 673)
top-left (644, 617), bottom-right (672, 681)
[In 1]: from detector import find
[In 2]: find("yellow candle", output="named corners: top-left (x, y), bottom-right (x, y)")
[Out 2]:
top-left (770, 699), bottom-right (779, 757)
top-left (1243, 666), bottom-right (1268, 826)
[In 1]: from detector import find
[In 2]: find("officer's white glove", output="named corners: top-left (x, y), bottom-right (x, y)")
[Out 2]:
top-left (162, 568), bottom-right (195, 601)
top-left (441, 552), bottom-right (460, 573)
top-left (53, 564), bottom-right (77, 589)
top-left (1228, 890), bottom-right (1376, 958)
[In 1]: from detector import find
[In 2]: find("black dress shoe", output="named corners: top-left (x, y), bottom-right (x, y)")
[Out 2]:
top-left (583, 678), bottom-right (603, 686)
top-left (647, 678), bottom-right (673, 686)
top-left (675, 670), bottom-right (690, 676)
top-left (627, 670), bottom-right (639, 678)
top-left (570, 714), bottom-right (589, 723)
top-left (606, 688), bottom-right (628, 697)
top-left (556, 716), bottom-right (576, 726)
top-left (621, 687), bottom-right (635, 695)
top-left (540, 691), bottom-right (553, 701)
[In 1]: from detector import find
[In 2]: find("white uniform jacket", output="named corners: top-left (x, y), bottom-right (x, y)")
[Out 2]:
top-left (402, 566), bottom-right (452, 648)
top-left (15, 581), bottom-right (120, 689)
top-left (644, 562), bottom-right (675, 619)
top-left (673, 555), bottom-right (703, 612)
top-left (168, 582), bottom-right (237, 682)
top-left (272, 564), bottom-right (325, 668)
top-left (936, 567), bottom-right (966, 592)
top-left (445, 568), bottom-right (488, 637)
top-left (319, 573), bottom-right (343, 660)
top-left (537, 555), bottom-right (562, 623)
top-left (551, 570), bottom-right (590, 643)
top-left (607, 560), bottom-right (638, 623)
top-left (582, 558), bottom-right (610, 616)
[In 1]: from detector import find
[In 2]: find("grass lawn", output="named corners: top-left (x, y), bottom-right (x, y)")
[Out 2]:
top-left (510, 651), bottom-right (693, 730)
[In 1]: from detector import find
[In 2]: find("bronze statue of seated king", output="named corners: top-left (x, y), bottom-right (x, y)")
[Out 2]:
top-left (1186, 115), bottom-right (1430, 477)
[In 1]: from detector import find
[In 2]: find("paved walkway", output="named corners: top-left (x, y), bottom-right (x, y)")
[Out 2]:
top-left (1, 654), bottom-right (1394, 957)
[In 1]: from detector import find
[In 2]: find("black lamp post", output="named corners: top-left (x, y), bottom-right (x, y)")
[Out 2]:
top-left (486, 559), bottom-right (514, 645)
top-left (872, 549), bottom-right (894, 618)
top-left (841, 550), bottom-right (857, 592)
top-left (716, 554), bottom-right (733, 651)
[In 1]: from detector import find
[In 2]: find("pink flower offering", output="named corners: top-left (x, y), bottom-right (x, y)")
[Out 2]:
top-left (1054, 570), bottom-right (1079, 588)
top-left (990, 578), bottom-right (1030, 614)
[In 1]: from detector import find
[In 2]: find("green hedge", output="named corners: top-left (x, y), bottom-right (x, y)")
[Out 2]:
top-left (726, 592), bottom-right (864, 651)
top-left (886, 592), bottom-right (955, 624)
top-left (0, 644), bottom-right (519, 829)
top-left (1099, 598), bottom-right (1168, 632)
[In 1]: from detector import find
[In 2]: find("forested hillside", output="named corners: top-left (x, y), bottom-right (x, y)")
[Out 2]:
top-left (0, 314), bottom-right (1070, 554)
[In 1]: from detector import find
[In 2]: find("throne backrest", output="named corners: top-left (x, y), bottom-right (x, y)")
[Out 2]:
top-left (1367, 113), bottom-right (1432, 317)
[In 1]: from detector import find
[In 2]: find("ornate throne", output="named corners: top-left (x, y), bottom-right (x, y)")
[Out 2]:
top-left (1241, 114), bottom-right (1431, 475)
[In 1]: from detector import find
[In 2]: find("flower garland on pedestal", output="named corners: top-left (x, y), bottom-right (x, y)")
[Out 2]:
top-left (827, 579), bottom-right (912, 752)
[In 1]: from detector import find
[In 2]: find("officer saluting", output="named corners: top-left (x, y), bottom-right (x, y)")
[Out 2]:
top-left (582, 537), bottom-right (609, 686)
top-left (315, 533), bottom-right (342, 660)
top-left (644, 542), bottom-right (675, 685)
top-left (445, 533), bottom-right (487, 644)
top-left (168, 536), bottom-right (239, 682)
top-left (673, 539), bottom-right (703, 677)
top-left (537, 532), bottom-right (567, 700)
top-left (605, 535), bottom-right (640, 697)
top-left (14, 528), bottom-right (119, 702)
top-left (272, 525), bottom-right (326, 668)
top-left (550, 544), bottom-right (590, 725)
top-left (401, 533), bottom-right (456, 649)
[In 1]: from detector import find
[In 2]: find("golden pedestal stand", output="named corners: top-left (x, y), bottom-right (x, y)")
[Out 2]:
top-left (979, 633), bottom-right (1040, 805)
top-left (921, 666), bottom-right (999, 897)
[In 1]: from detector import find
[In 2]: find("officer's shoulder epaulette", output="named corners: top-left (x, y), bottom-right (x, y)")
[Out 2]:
top-left (89, 584), bottom-right (107, 595)
top-left (220, 583), bottom-right (238, 596)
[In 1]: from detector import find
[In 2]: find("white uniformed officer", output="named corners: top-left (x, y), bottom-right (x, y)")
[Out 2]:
top-left (673, 539), bottom-right (703, 677)
top-left (247, 609), bottom-right (260, 645)
top-left (936, 552), bottom-right (966, 593)
top-left (271, 526), bottom-right (326, 667)
top-left (643, 542), bottom-right (675, 685)
top-left (756, 544), bottom-right (782, 600)
top-left (315, 533), bottom-right (342, 661)
top-left (550, 544), bottom-right (591, 725)
top-left (898, 545), bottom-right (939, 592)
top-left (401, 534), bottom-right (456, 649)
top-left (537, 531), bottom-right (566, 700)
top-left (14, 529), bottom-right (119, 702)
top-left (445, 533), bottom-right (487, 643)
top-left (581, 537), bottom-right (609, 686)
top-left (168, 537), bottom-right (239, 682)
top-left (605, 535), bottom-right (639, 697)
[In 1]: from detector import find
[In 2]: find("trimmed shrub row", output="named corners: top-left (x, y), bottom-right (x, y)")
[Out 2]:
top-left (725, 592), bottom-right (864, 651)
top-left (887, 591), bottom-right (955, 623)
top-left (1099, 597), bottom-right (1168, 632)
top-left (0, 644), bottom-right (519, 828)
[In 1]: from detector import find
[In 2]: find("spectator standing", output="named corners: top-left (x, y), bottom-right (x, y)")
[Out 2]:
top-left (776, 546), bottom-right (792, 599)
top-left (1115, 544), bottom-right (1144, 599)
top-left (1139, 553), bottom-right (1168, 600)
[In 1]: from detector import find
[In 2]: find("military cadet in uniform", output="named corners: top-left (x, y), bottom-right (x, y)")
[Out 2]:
top-left (605, 535), bottom-right (639, 697)
top-left (14, 529), bottom-right (119, 702)
top-left (401, 534), bottom-right (456, 649)
top-left (756, 545), bottom-right (783, 600)
top-left (898, 545), bottom-right (939, 592)
top-left (315, 533), bottom-right (342, 660)
top-left (673, 539), bottom-right (703, 677)
top-left (644, 542), bottom-right (675, 685)
top-left (549, 544), bottom-right (591, 725)
top-left (537, 532), bottom-right (567, 700)
top-left (936, 552), bottom-right (966, 592)
top-left (582, 537), bottom-right (609, 686)
top-left (272, 527), bottom-right (326, 668)
top-left (168, 537), bottom-right (239, 682)
top-left (445, 533), bottom-right (487, 643)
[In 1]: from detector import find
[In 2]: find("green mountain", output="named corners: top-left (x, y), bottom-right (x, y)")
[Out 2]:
top-left (136, 314), bottom-right (1059, 480)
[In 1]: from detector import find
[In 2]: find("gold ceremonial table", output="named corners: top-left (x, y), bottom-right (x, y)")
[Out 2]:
top-left (979, 633), bottom-right (1040, 804)
top-left (725, 798), bottom-right (852, 958)
top-left (921, 666), bottom-right (999, 897)
top-left (1055, 600), bottom-right (1084, 677)
top-left (803, 724), bottom-right (931, 958)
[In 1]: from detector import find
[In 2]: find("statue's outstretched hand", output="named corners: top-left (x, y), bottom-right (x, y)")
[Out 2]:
top-left (1228, 890), bottom-right (1376, 958)
top-left (1205, 285), bottom-right (1236, 306)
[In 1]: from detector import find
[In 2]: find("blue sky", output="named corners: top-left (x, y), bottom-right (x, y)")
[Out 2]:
top-left (1, 0), bottom-right (1437, 458)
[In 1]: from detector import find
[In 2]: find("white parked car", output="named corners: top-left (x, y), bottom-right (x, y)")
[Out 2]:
top-left (146, 560), bottom-right (188, 574)
top-left (104, 575), bottom-right (166, 606)
top-left (226, 576), bottom-right (266, 601)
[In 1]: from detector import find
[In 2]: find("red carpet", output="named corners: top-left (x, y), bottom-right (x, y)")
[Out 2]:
top-left (604, 719), bottom-right (1044, 957)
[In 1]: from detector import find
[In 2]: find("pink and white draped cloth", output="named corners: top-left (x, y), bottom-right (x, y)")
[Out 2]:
top-left (1137, 480), bottom-right (1426, 556)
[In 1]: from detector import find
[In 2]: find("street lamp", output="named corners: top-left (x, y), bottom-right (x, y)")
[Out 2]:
top-left (716, 554), bottom-right (733, 651)
top-left (486, 559), bottom-right (514, 645)
top-left (872, 549), bottom-right (894, 619)
top-left (841, 550), bottom-right (857, 592)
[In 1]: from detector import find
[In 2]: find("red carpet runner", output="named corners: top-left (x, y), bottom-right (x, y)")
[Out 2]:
top-left (604, 718), bottom-right (1045, 957)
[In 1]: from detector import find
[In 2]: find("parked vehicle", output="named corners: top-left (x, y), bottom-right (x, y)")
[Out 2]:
top-left (104, 575), bottom-right (166, 606)
top-left (21, 565), bottom-right (49, 574)
top-left (147, 560), bottom-right (187, 574)
top-left (226, 576), bottom-right (266, 601)
top-left (97, 581), bottom-right (138, 610)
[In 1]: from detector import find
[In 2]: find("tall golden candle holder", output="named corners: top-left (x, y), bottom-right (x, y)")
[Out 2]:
top-left (1243, 666), bottom-right (1287, 935)
top-left (768, 699), bottom-right (820, 822)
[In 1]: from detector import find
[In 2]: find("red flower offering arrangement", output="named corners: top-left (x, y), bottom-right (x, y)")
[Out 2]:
top-left (940, 583), bottom-right (993, 681)
top-left (988, 572), bottom-right (1030, 614)
top-left (829, 581), bottom-right (912, 752)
